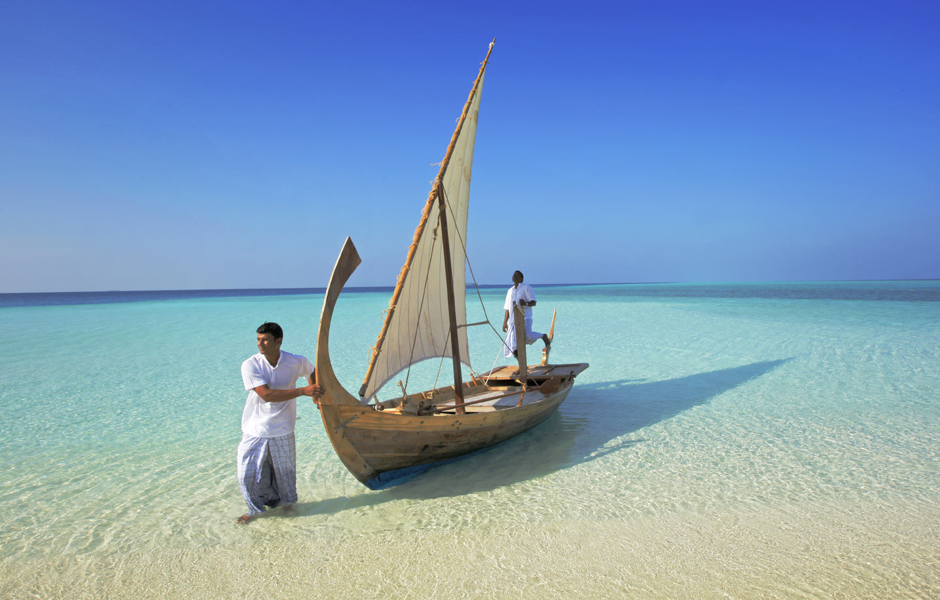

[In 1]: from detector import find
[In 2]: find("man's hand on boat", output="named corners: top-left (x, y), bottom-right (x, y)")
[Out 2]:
top-left (300, 383), bottom-right (323, 400)
top-left (301, 382), bottom-right (324, 409)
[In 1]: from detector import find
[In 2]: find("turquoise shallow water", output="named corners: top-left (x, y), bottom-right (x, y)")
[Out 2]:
top-left (1, 282), bottom-right (939, 598)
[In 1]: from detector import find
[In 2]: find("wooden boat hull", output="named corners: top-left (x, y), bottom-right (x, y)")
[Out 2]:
top-left (320, 381), bottom-right (574, 489)
top-left (317, 239), bottom-right (587, 489)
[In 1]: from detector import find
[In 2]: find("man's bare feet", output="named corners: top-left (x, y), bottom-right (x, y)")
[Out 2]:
top-left (236, 514), bottom-right (254, 525)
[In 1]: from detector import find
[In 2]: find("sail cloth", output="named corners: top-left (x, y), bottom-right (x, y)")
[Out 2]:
top-left (360, 72), bottom-right (486, 401)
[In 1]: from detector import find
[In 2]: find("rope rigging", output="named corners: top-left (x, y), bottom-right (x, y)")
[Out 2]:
top-left (439, 186), bottom-right (511, 353)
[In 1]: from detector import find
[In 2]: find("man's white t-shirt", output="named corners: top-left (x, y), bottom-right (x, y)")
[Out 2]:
top-left (504, 283), bottom-right (536, 320)
top-left (241, 351), bottom-right (314, 438)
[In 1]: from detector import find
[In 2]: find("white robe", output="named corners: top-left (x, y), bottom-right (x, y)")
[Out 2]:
top-left (504, 283), bottom-right (543, 357)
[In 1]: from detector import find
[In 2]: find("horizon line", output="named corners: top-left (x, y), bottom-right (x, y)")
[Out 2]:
top-left (3, 278), bottom-right (939, 297)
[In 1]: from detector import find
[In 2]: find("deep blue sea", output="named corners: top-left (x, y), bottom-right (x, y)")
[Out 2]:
top-left (1, 282), bottom-right (938, 598)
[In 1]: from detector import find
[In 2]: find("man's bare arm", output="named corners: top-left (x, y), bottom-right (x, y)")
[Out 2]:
top-left (253, 382), bottom-right (320, 403)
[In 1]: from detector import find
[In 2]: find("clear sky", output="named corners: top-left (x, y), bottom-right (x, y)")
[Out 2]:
top-left (1, 1), bottom-right (938, 292)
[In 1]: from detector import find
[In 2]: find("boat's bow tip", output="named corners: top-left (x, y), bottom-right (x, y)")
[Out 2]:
top-left (340, 236), bottom-right (362, 268)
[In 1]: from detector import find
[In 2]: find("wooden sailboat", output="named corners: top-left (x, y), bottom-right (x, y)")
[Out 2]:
top-left (315, 41), bottom-right (588, 489)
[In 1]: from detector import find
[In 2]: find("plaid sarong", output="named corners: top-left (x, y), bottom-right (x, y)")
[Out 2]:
top-left (237, 433), bottom-right (297, 516)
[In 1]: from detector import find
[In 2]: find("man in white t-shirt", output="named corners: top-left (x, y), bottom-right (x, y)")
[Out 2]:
top-left (236, 322), bottom-right (321, 525)
top-left (501, 270), bottom-right (551, 358)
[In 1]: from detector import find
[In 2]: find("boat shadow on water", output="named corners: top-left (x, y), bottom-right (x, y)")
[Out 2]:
top-left (296, 358), bottom-right (791, 517)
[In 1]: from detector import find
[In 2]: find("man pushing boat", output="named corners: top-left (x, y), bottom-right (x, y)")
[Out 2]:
top-left (502, 270), bottom-right (551, 358)
top-left (236, 322), bottom-right (322, 524)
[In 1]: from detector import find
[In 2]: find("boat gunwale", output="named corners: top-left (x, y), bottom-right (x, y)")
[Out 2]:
top-left (324, 379), bottom-right (577, 433)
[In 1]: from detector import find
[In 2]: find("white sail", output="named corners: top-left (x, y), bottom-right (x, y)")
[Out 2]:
top-left (361, 71), bottom-right (486, 401)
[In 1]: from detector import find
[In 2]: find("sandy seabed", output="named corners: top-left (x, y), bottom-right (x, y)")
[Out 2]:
top-left (4, 499), bottom-right (938, 600)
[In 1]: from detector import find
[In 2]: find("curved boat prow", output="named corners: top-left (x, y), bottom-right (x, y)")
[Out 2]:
top-left (316, 236), bottom-right (362, 408)
top-left (316, 237), bottom-right (379, 484)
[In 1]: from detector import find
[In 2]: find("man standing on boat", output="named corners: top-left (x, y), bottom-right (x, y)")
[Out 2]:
top-left (236, 322), bottom-right (321, 525)
top-left (502, 270), bottom-right (551, 358)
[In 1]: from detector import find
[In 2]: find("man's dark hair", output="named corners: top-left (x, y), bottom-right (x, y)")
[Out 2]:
top-left (257, 322), bottom-right (283, 340)
top-left (513, 270), bottom-right (524, 282)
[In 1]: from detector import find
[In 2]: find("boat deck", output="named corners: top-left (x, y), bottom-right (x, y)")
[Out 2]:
top-left (479, 362), bottom-right (589, 384)
top-left (431, 386), bottom-right (551, 413)
top-left (431, 362), bottom-right (588, 414)
top-left (375, 362), bottom-right (590, 415)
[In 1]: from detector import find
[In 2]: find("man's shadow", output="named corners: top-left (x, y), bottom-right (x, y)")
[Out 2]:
top-left (292, 358), bottom-right (791, 517)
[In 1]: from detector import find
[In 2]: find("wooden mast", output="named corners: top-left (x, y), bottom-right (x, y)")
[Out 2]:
top-left (437, 191), bottom-right (465, 413)
top-left (358, 40), bottom-right (495, 400)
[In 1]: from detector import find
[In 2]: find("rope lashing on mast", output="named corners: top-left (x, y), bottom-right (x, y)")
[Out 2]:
top-left (394, 266), bottom-right (409, 287)
top-left (369, 306), bottom-right (396, 362)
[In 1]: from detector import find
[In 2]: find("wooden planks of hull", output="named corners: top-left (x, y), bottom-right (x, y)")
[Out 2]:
top-left (345, 386), bottom-right (572, 471)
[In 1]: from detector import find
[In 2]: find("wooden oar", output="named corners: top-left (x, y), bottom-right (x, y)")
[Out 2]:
top-left (541, 309), bottom-right (556, 366)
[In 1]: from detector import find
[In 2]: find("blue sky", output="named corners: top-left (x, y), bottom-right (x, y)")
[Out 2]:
top-left (1, 1), bottom-right (938, 292)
